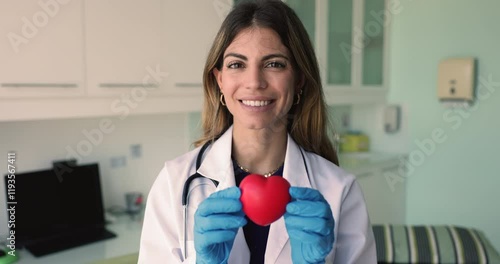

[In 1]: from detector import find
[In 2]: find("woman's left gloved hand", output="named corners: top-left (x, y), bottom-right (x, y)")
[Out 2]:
top-left (284, 187), bottom-right (335, 264)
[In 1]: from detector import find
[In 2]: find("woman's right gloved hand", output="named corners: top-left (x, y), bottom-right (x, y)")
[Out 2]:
top-left (194, 187), bottom-right (247, 264)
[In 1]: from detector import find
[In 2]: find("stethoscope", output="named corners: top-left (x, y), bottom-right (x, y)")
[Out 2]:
top-left (181, 141), bottom-right (218, 259)
top-left (180, 140), bottom-right (310, 259)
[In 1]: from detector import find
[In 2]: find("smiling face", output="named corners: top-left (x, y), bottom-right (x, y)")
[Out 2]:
top-left (213, 27), bottom-right (299, 132)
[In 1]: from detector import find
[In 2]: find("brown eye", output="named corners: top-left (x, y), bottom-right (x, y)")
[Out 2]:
top-left (227, 62), bottom-right (244, 69)
top-left (266, 61), bottom-right (286, 68)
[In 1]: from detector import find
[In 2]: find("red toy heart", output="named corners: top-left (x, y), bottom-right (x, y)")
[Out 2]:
top-left (239, 174), bottom-right (291, 226)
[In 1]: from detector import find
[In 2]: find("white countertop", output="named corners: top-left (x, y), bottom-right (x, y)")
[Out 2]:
top-left (338, 152), bottom-right (404, 175)
top-left (12, 215), bottom-right (142, 264)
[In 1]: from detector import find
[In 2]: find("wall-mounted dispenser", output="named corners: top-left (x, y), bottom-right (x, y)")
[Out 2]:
top-left (384, 105), bottom-right (400, 134)
top-left (437, 57), bottom-right (476, 107)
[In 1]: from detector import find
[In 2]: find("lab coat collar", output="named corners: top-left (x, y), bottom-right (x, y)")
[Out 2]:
top-left (197, 125), bottom-right (313, 263)
top-left (197, 126), bottom-right (236, 190)
top-left (283, 133), bottom-right (312, 189)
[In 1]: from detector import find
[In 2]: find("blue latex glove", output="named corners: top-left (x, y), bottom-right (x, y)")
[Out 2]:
top-left (284, 187), bottom-right (335, 264)
top-left (194, 187), bottom-right (247, 264)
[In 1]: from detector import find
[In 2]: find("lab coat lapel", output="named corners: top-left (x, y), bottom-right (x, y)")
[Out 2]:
top-left (196, 126), bottom-right (251, 263)
top-left (197, 126), bottom-right (236, 190)
top-left (282, 134), bottom-right (312, 188)
top-left (266, 135), bottom-right (312, 263)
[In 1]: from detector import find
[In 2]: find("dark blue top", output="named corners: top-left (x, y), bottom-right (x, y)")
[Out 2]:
top-left (233, 160), bottom-right (284, 264)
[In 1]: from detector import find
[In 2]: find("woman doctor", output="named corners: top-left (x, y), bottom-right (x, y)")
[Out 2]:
top-left (139, 0), bottom-right (376, 263)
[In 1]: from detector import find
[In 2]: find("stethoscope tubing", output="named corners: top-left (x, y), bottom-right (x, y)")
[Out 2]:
top-left (182, 141), bottom-right (218, 259)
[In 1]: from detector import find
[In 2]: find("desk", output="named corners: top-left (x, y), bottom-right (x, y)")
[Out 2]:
top-left (14, 216), bottom-right (142, 264)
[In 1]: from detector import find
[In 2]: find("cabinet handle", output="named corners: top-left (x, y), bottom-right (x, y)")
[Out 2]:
top-left (99, 83), bottom-right (159, 88)
top-left (1, 83), bottom-right (78, 88)
top-left (175, 83), bottom-right (202, 88)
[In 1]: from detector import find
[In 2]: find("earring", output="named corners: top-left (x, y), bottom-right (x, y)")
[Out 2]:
top-left (295, 90), bottom-right (303, 105)
top-left (220, 93), bottom-right (226, 106)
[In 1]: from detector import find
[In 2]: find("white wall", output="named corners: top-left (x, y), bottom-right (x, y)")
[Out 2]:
top-left (351, 103), bottom-right (410, 154)
top-left (384, 0), bottom-right (500, 250)
top-left (0, 113), bottom-right (190, 237)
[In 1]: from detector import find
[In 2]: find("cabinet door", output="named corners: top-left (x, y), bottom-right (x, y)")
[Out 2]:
top-left (162, 0), bottom-right (225, 94)
top-left (85, 0), bottom-right (165, 96)
top-left (362, 0), bottom-right (385, 86)
top-left (356, 168), bottom-right (405, 224)
top-left (327, 0), bottom-right (354, 85)
top-left (325, 0), bottom-right (387, 88)
top-left (0, 0), bottom-right (84, 98)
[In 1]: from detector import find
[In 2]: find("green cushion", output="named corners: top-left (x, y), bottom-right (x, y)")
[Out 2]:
top-left (373, 225), bottom-right (500, 264)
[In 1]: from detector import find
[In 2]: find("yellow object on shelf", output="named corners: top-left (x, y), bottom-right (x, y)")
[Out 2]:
top-left (340, 132), bottom-right (370, 153)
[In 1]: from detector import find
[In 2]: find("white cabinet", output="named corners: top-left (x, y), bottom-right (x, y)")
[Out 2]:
top-left (356, 166), bottom-right (406, 224)
top-left (0, 0), bottom-right (84, 98)
top-left (340, 153), bottom-right (405, 224)
top-left (0, 1), bottom-right (226, 121)
top-left (85, 0), bottom-right (166, 96)
top-left (286, 0), bottom-right (390, 105)
top-left (161, 0), bottom-right (224, 94)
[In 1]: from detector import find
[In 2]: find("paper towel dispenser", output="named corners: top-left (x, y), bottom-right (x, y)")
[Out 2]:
top-left (437, 57), bottom-right (476, 105)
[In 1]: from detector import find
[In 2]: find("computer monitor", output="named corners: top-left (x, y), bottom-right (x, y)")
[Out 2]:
top-left (4, 163), bottom-right (115, 254)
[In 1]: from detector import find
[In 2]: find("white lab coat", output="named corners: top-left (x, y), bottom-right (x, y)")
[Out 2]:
top-left (139, 126), bottom-right (377, 263)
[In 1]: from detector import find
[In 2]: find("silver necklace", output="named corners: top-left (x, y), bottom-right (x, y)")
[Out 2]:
top-left (235, 160), bottom-right (283, 177)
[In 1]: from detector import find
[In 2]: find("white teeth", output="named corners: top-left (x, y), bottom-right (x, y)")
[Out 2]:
top-left (242, 100), bottom-right (271, 107)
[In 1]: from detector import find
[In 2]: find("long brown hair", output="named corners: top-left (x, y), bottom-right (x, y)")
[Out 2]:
top-left (194, 0), bottom-right (338, 166)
